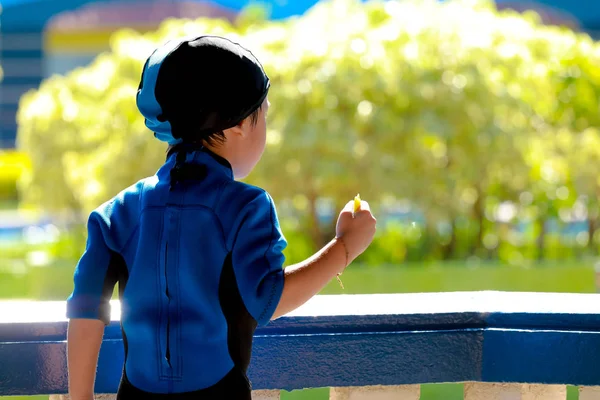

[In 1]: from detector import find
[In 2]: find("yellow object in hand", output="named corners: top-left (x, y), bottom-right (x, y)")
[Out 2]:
top-left (353, 193), bottom-right (361, 216)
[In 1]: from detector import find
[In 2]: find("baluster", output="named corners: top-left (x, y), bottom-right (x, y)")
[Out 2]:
top-left (464, 383), bottom-right (566, 400)
top-left (330, 384), bottom-right (420, 399)
top-left (51, 392), bottom-right (279, 399)
top-left (521, 384), bottom-right (567, 400)
top-left (580, 387), bottom-right (600, 399)
top-left (464, 383), bottom-right (522, 399)
top-left (253, 389), bottom-right (281, 399)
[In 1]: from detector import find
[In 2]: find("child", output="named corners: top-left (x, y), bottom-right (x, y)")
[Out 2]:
top-left (66, 35), bottom-right (377, 400)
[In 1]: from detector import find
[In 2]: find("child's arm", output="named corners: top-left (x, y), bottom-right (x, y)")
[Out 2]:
top-left (271, 238), bottom-right (347, 319)
top-left (65, 210), bottom-right (121, 399)
top-left (67, 319), bottom-right (105, 400)
top-left (272, 200), bottom-right (376, 319)
top-left (226, 189), bottom-right (375, 327)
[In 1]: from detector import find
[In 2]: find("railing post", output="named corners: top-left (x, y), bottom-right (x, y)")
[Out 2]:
top-left (330, 385), bottom-right (420, 399)
top-left (464, 383), bottom-right (566, 400)
top-left (581, 387), bottom-right (600, 399)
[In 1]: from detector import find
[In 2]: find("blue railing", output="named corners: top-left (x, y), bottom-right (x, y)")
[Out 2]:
top-left (1, 291), bottom-right (600, 398)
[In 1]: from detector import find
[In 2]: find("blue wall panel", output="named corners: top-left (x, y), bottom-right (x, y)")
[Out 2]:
top-left (3, 292), bottom-right (600, 394)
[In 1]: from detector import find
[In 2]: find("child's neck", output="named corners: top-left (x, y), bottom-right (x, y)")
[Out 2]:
top-left (167, 141), bottom-right (241, 179)
top-left (203, 143), bottom-right (240, 179)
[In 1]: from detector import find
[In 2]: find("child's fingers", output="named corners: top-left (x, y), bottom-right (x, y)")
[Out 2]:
top-left (343, 200), bottom-right (355, 212)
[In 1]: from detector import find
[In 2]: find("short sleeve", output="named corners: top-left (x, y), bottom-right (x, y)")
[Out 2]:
top-left (230, 190), bottom-right (287, 326)
top-left (66, 211), bottom-right (118, 325)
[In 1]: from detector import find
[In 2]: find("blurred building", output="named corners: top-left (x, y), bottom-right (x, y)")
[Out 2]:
top-left (1, 0), bottom-right (599, 149)
top-left (44, 1), bottom-right (238, 76)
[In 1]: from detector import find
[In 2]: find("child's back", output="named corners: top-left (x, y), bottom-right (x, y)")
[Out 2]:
top-left (66, 35), bottom-right (376, 400)
top-left (87, 147), bottom-right (283, 393)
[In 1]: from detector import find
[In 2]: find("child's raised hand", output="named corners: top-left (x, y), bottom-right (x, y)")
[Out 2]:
top-left (335, 195), bottom-right (377, 263)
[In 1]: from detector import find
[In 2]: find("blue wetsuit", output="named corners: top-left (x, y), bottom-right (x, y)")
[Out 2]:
top-left (66, 146), bottom-right (287, 398)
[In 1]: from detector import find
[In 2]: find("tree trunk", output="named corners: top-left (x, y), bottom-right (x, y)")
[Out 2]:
top-left (588, 216), bottom-right (597, 255)
top-left (417, 218), bottom-right (437, 261)
top-left (485, 221), bottom-right (497, 260)
top-left (307, 190), bottom-right (324, 252)
top-left (536, 218), bottom-right (546, 261)
top-left (441, 219), bottom-right (457, 260)
top-left (470, 189), bottom-right (485, 257)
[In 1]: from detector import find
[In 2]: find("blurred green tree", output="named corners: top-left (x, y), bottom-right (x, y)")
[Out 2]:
top-left (16, 0), bottom-right (600, 257)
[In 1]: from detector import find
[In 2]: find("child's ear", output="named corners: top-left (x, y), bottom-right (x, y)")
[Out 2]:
top-left (224, 116), bottom-right (252, 138)
top-left (224, 120), bottom-right (246, 138)
top-left (237, 117), bottom-right (254, 137)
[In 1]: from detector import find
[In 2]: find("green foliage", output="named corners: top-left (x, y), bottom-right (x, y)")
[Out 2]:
top-left (1, 239), bottom-right (595, 299)
top-left (16, 0), bottom-right (600, 260)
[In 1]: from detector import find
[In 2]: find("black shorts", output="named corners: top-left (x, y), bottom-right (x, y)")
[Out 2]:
top-left (116, 366), bottom-right (252, 400)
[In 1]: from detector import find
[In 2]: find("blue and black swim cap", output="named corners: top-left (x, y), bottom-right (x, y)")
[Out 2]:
top-left (136, 35), bottom-right (270, 145)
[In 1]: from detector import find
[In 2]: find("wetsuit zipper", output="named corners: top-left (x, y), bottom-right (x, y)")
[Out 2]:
top-left (165, 241), bottom-right (172, 369)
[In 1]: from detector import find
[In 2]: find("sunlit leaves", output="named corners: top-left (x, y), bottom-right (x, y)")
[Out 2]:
top-left (15, 0), bottom-right (600, 257)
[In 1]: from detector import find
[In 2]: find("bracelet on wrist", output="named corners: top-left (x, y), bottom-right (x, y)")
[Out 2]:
top-left (335, 237), bottom-right (350, 289)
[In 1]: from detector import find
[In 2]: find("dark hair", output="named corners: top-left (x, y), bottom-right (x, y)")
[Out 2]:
top-left (166, 104), bottom-right (262, 153)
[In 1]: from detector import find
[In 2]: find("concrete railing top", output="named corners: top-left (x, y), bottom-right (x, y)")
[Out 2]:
top-left (1, 291), bottom-right (600, 395)
top-left (4, 290), bottom-right (600, 324)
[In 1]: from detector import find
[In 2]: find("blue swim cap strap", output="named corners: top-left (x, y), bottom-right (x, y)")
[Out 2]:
top-left (136, 36), bottom-right (198, 146)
